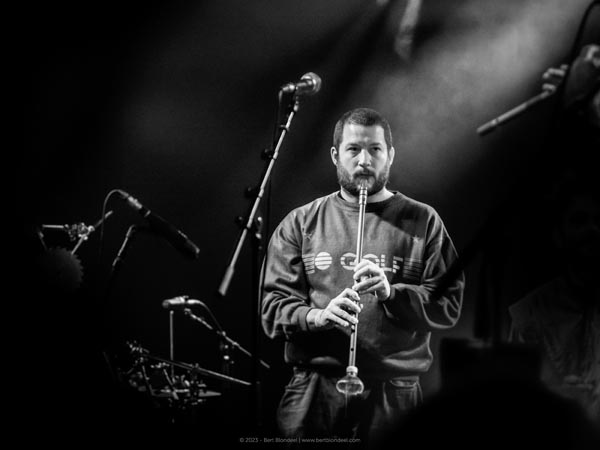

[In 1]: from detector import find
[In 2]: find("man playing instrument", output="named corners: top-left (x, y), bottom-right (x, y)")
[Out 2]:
top-left (261, 107), bottom-right (465, 447)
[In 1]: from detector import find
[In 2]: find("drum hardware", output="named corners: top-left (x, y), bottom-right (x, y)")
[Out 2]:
top-left (119, 341), bottom-right (250, 409)
top-left (40, 210), bottom-right (113, 255)
top-left (34, 211), bottom-right (113, 293)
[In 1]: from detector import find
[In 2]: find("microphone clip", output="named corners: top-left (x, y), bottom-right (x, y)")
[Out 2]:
top-left (261, 148), bottom-right (275, 161)
top-left (65, 222), bottom-right (95, 242)
top-left (245, 186), bottom-right (260, 199)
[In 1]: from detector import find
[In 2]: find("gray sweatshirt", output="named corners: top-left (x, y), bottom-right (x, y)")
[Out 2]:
top-left (261, 191), bottom-right (464, 379)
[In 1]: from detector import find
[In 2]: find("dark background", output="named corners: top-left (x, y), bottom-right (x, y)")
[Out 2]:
top-left (16, 0), bottom-right (599, 443)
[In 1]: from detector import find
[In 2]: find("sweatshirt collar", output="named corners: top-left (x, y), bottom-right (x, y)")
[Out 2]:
top-left (333, 191), bottom-right (403, 212)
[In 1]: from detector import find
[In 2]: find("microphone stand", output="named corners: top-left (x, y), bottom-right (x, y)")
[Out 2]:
top-left (217, 92), bottom-right (301, 433)
top-left (183, 308), bottom-right (271, 371)
top-left (217, 93), bottom-right (300, 297)
top-left (184, 309), bottom-right (233, 380)
top-left (103, 224), bottom-right (153, 350)
top-left (169, 310), bottom-right (176, 379)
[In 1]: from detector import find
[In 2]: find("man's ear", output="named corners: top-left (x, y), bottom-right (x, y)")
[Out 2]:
top-left (389, 146), bottom-right (395, 165)
top-left (330, 146), bottom-right (338, 165)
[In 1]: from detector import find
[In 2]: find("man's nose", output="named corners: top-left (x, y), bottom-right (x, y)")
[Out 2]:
top-left (357, 149), bottom-right (371, 166)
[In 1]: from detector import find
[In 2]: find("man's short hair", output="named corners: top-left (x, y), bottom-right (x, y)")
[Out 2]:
top-left (332, 108), bottom-right (393, 150)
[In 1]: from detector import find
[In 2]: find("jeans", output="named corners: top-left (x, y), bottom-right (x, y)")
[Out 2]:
top-left (276, 367), bottom-right (422, 447)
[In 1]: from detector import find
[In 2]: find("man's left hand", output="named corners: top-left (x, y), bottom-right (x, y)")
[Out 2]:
top-left (352, 259), bottom-right (391, 301)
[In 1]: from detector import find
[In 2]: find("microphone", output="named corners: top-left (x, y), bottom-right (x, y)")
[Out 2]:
top-left (280, 72), bottom-right (322, 96)
top-left (115, 189), bottom-right (200, 260)
top-left (162, 296), bottom-right (203, 309)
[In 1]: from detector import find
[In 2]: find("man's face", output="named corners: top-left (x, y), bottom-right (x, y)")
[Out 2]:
top-left (331, 124), bottom-right (394, 196)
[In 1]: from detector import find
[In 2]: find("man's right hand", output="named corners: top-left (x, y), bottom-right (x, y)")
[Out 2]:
top-left (306, 288), bottom-right (362, 331)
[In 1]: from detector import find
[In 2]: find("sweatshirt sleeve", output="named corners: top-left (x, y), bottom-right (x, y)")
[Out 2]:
top-left (261, 211), bottom-right (313, 340)
top-left (382, 212), bottom-right (464, 331)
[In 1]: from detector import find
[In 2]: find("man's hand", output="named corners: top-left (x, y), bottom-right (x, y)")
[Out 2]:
top-left (541, 64), bottom-right (568, 93)
top-left (307, 288), bottom-right (361, 331)
top-left (542, 45), bottom-right (600, 111)
top-left (352, 259), bottom-right (391, 301)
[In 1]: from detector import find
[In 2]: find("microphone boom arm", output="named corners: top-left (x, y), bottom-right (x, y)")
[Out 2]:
top-left (183, 309), bottom-right (271, 370)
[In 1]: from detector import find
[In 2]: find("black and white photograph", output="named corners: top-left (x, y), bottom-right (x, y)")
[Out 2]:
top-left (17, 0), bottom-right (599, 447)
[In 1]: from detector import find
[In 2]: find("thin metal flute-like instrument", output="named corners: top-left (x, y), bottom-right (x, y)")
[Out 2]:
top-left (335, 180), bottom-right (367, 396)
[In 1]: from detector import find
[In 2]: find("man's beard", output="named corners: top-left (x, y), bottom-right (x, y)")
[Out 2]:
top-left (337, 163), bottom-right (390, 197)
